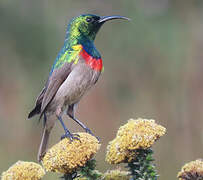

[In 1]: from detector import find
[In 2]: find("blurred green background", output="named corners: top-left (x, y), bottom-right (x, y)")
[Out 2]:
top-left (1, 0), bottom-right (203, 179)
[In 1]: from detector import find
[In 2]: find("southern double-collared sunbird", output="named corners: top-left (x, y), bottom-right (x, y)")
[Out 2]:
top-left (28, 14), bottom-right (129, 161)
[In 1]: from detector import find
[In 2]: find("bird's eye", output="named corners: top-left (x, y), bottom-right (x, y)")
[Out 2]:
top-left (86, 17), bottom-right (93, 23)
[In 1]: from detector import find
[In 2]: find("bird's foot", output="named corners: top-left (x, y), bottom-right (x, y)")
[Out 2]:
top-left (61, 130), bottom-right (80, 141)
top-left (85, 128), bottom-right (100, 142)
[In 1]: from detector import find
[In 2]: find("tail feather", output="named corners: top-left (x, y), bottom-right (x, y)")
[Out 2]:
top-left (28, 104), bottom-right (41, 119)
top-left (37, 128), bottom-right (50, 162)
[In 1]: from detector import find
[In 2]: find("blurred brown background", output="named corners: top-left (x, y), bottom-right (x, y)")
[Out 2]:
top-left (0, 0), bottom-right (203, 179)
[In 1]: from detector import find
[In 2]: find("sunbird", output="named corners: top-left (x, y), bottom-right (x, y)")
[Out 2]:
top-left (28, 14), bottom-right (129, 161)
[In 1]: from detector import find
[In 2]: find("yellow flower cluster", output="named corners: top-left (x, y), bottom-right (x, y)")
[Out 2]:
top-left (177, 159), bottom-right (203, 180)
top-left (1, 161), bottom-right (45, 180)
top-left (103, 169), bottom-right (129, 180)
top-left (106, 118), bottom-right (166, 164)
top-left (42, 132), bottom-right (100, 174)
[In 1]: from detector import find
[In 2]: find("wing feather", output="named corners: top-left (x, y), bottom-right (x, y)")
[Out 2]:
top-left (28, 45), bottom-right (83, 119)
top-left (40, 62), bottom-right (72, 118)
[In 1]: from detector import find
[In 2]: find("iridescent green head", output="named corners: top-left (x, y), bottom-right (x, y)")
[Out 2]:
top-left (66, 14), bottom-right (129, 43)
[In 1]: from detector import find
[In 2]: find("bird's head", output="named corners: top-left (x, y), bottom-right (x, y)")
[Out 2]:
top-left (66, 14), bottom-right (129, 43)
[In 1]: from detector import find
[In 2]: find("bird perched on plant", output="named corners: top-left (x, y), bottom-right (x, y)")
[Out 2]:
top-left (28, 14), bottom-right (129, 162)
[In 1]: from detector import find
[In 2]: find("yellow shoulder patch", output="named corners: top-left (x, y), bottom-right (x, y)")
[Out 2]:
top-left (72, 44), bottom-right (83, 51)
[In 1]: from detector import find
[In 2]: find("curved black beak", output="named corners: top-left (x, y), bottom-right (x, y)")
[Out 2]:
top-left (99, 15), bottom-right (130, 23)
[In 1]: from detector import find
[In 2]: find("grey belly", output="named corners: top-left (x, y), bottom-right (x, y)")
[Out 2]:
top-left (47, 63), bottom-right (100, 114)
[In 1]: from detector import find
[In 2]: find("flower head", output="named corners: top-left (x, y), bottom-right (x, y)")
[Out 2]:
top-left (1, 161), bottom-right (45, 180)
top-left (106, 118), bottom-right (166, 164)
top-left (42, 132), bottom-right (100, 174)
top-left (177, 159), bottom-right (203, 180)
top-left (103, 169), bottom-right (129, 180)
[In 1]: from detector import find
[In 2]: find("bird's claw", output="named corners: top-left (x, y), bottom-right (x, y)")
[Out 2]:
top-left (73, 133), bottom-right (80, 137)
top-left (85, 128), bottom-right (93, 135)
top-left (85, 128), bottom-right (100, 142)
top-left (61, 131), bottom-right (80, 141)
top-left (95, 136), bottom-right (101, 143)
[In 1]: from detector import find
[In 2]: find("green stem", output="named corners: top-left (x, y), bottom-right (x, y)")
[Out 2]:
top-left (78, 159), bottom-right (102, 180)
top-left (127, 148), bottom-right (158, 180)
top-left (62, 172), bottom-right (77, 180)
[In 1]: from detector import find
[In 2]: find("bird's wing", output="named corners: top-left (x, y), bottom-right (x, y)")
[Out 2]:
top-left (39, 45), bottom-right (83, 118)
top-left (40, 63), bottom-right (72, 116)
top-left (28, 86), bottom-right (47, 118)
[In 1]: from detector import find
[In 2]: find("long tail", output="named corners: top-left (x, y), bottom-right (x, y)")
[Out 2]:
top-left (37, 128), bottom-right (50, 162)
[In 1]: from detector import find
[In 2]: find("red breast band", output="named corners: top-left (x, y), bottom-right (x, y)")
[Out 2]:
top-left (80, 49), bottom-right (103, 71)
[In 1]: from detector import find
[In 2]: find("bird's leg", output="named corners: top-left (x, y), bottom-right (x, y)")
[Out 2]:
top-left (70, 115), bottom-right (100, 142)
top-left (71, 115), bottom-right (92, 134)
top-left (57, 116), bottom-right (80, 141)
top-left (67, 106), bottom-right (100, 142)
